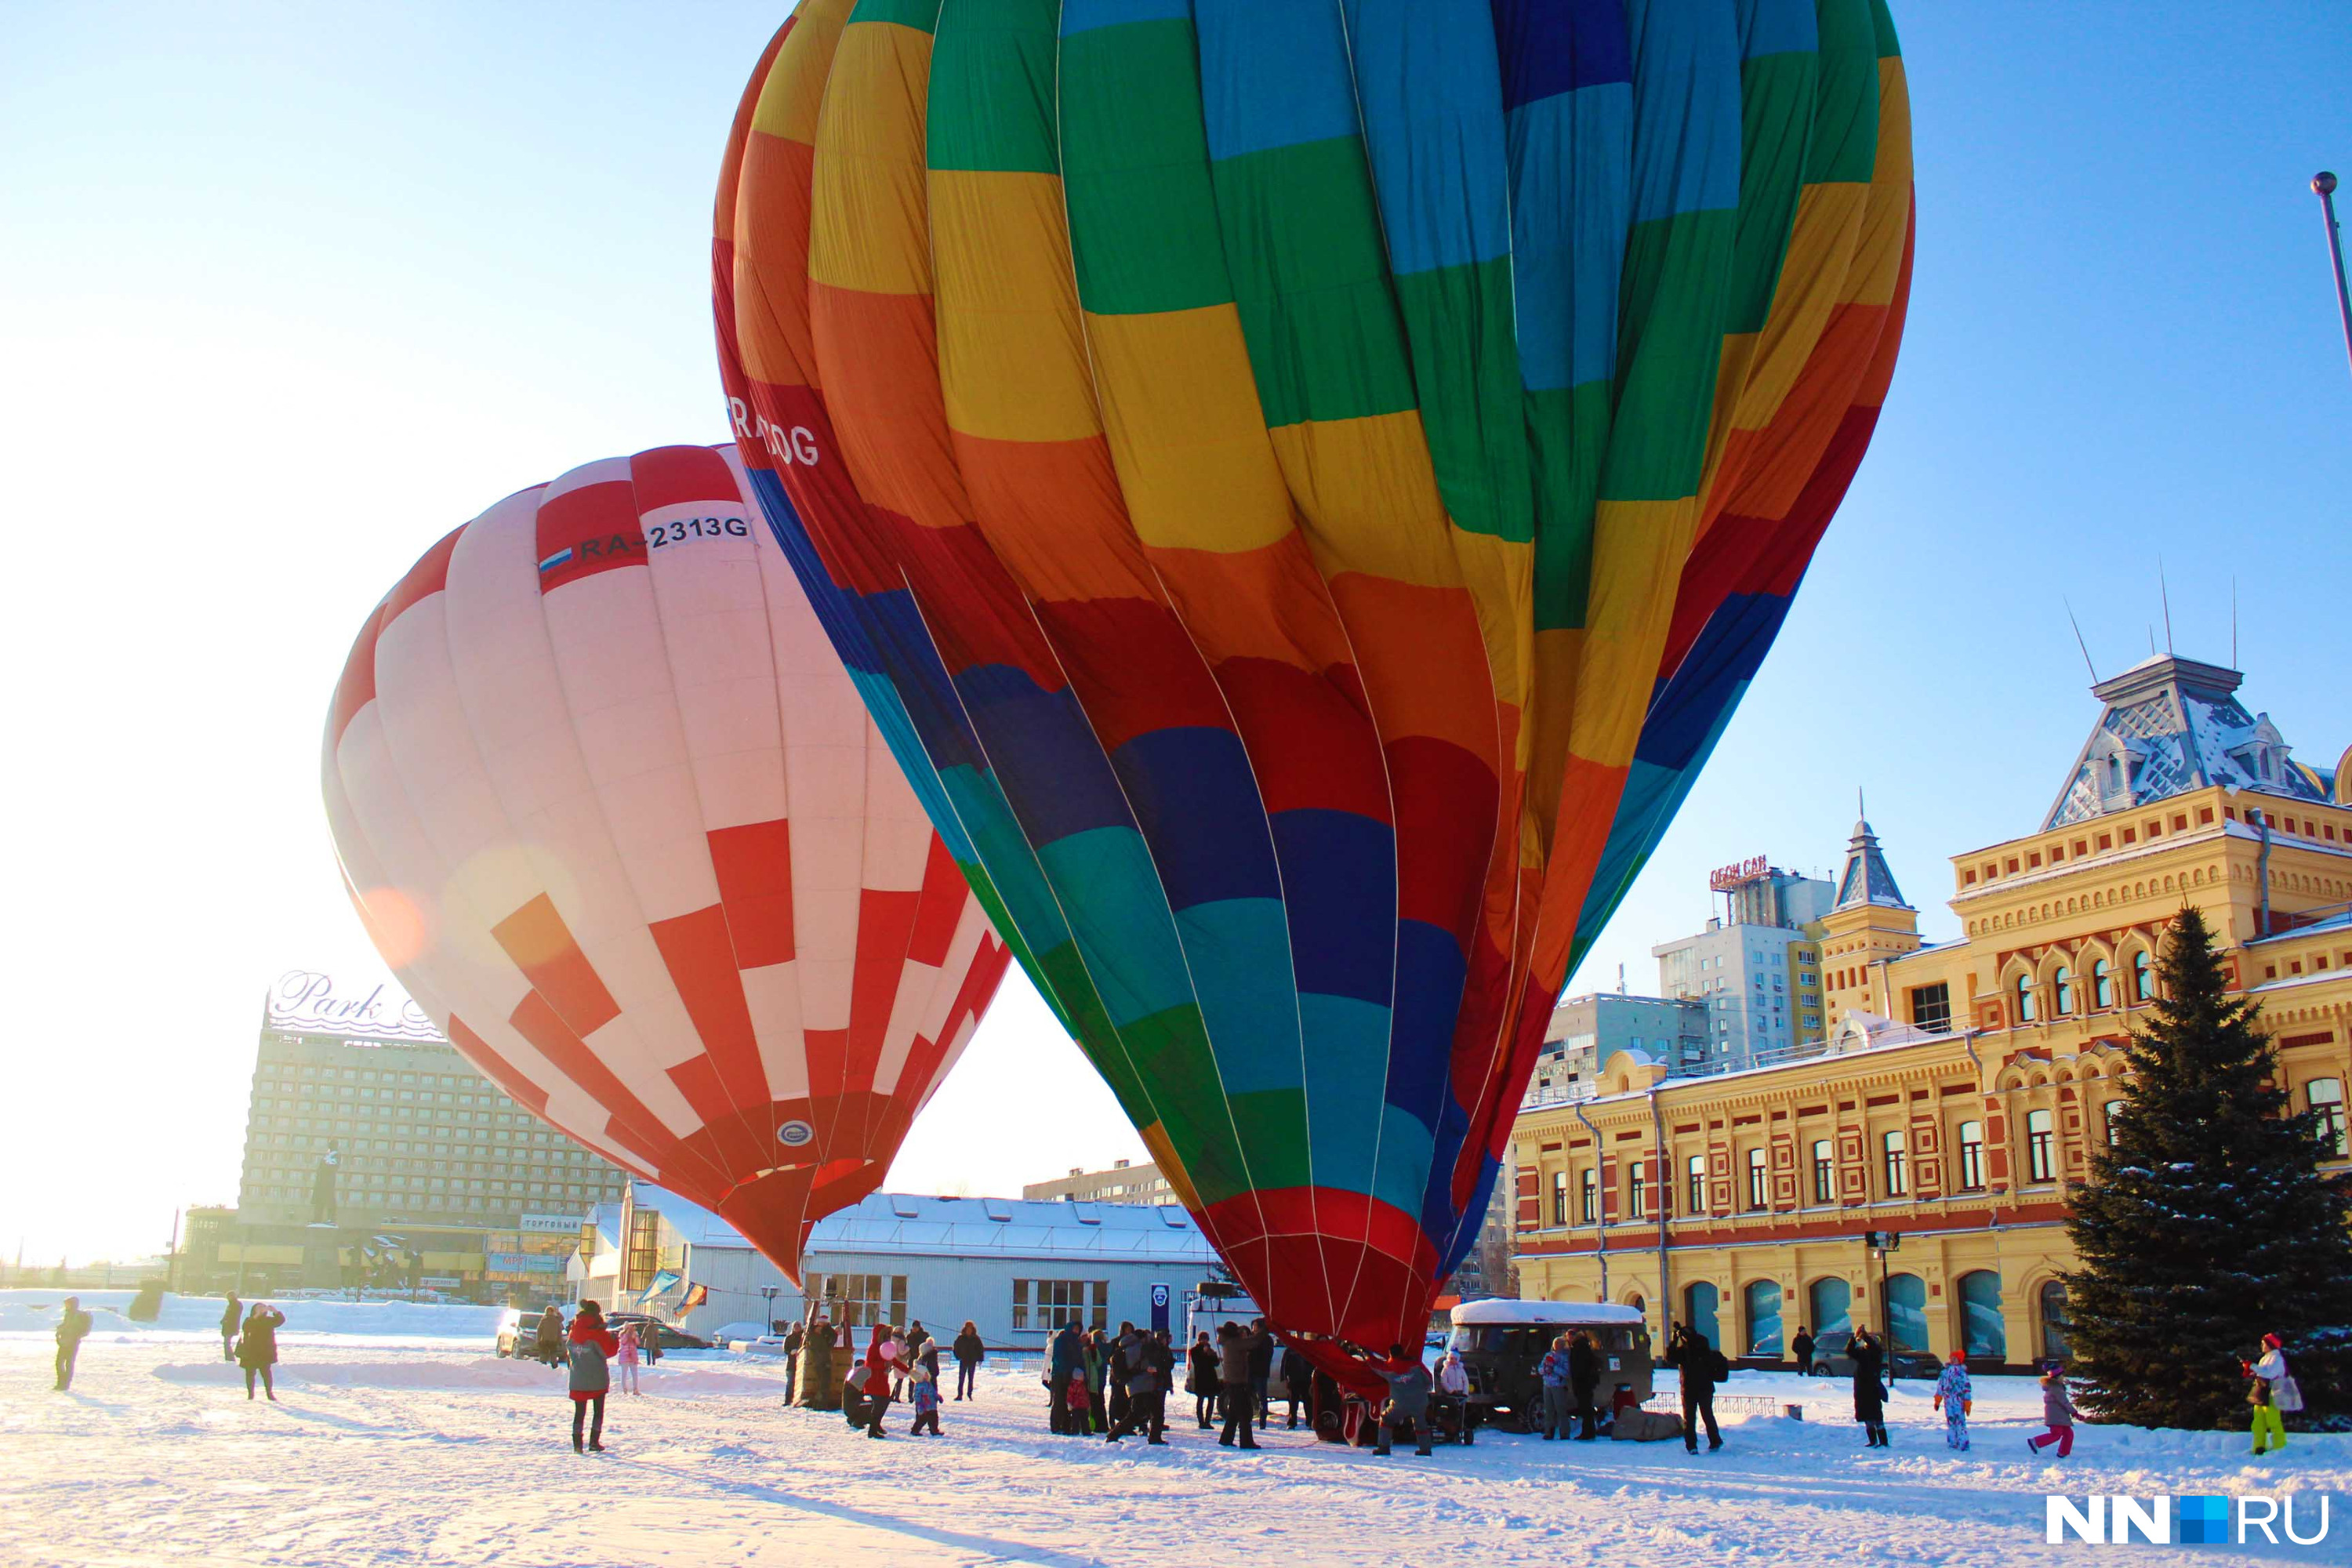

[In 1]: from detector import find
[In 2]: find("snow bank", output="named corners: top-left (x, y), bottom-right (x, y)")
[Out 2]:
top-left (145, 1355), bottom-right (789, 1396)
top-left (0, 1288), bottom-right (503, 1345)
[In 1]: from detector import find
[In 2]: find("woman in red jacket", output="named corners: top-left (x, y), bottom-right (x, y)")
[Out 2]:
top-left (861, 1323), bottom-right (898, 1439)
top-left (567, 1301), bottom-right (620, 1454)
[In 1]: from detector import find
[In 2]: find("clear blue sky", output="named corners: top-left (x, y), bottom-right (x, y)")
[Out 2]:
top-left (4, 2), bottom-right (2347, 1261)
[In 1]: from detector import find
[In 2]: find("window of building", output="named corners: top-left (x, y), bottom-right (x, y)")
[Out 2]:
top-left (2091, 958), bottom-right (2113, 1009)
top-left (2308, 1078), bottom-right (2347, 1157)
top-left (1744, 1281), bottom-right (1783, 1359)
top-left (806, 1272), bottom-right (908, 1331)
top-left (1812, 1139), bottom-right (1834, 1203)
top-left (2026, 1108), bottom-right (2055, 1183)
top-left (1746, 1147), bottom-right (1768, 1211)
top-left (1550, 1169), bottom-right (1567, 1228)
top-left (1908, 982), bottom-right (1951, 1033)
top-left (2013, 972), bottom-right (2037, 1023)
top-left (1628, 1162), bottom-right (1646, 1219)
top-left (1687, 1154), bottom-right (1707, 1214)
top-left (1011, 1278), bottom-right (1105, 1333)
top-left (1957, 1121), bottom-right (1985, 1190)
top-left (1579, 1167), bottom-right (1598, 1225)
top-left (2052, 966), bottom-right (2074, 1015)
top-left (2132, 949), bottom-right (2154, 1002)
top-left (1882, 1130), bottom-right (1907, 1197)
top-left (1958, 1270), bottom-right (2007, 1359)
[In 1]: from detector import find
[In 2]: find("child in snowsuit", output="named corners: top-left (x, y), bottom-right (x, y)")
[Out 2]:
top-left (1064, 1368), bottom-right (1094, 1434)
top-left (1932, 1352), bottom-right (1972, 1450)
top-left (908, 1358), bottom-right (942, 1436)
top-left (2027, 1372), bottom-right (2076, 1458)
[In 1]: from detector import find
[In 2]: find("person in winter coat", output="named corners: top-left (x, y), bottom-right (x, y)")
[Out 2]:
top-left (220, 1294), bottom-right (242, 1363)
top-left (534, 1305), bottom-right (565, 1368)
top-left (862, 1323), bottom-right (898, 1439)
top-left (1083, 1330), bottom-right (1110, 1432)
top-left (53, 1296), bottom-right (93, 1392)
top-left (1107, 1323), bottom-right (1141, 1432)
top-left (1373, 1344), bottom-right (1433, 1457)
top-left (2243, 1333), bottom-right (2297, 1455)
top-left (1537, 1335), bottom-right (1575, 1440)
top-left (953, 1321), bottom-right (985, 1400)
top-left (2027, 1371), bottom-right (2078, 1458)
top-left (907, 1356), bottom-right (942, 1436)
top-left (565, 1301), bottom-right (619, 1451)
top-left (1932, 1350), bottom-right (1972, 1450)
top-left (237, 1303), bottom-right (285, 1402)
top-left (1671, 1325), bottom-right (1725, 1454)
top-left (1247, 1318), bottom-right (1276, 1423)
top-left (782, 1320), bottom-right (805, 1404)
top-left (614, 1323), bottom-right (642, 1396)
top-left (1188, 1330), bottom-right (1221, 1429)
top-left (1849, 1327), bottom-right (1889, 1446)
top-left (1568, 1330), bottom-right (1602, 1440)
top-left (1047, 1322), bottom-right (1084, 1434)
top-left (798, 1316), bottom-right (837, 1411)
top-left (1432, 1348), bottom-right (1472, 1445)
top-left (1792, 1325), bottom-right (1817, 1377)
top-left (1105, 1328), bottom-right (1167, 1443)
top-left (1279, 1342), bottom-right (1316, 1430)
top-left (1216, 1322), bottom-right (1258, 1448)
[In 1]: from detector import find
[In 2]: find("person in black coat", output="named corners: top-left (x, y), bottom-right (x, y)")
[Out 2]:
top-left (1670, 1324), bottom-right (1725, 1454)
top-left (237, 1303), bottom-right (286, 1401)
top-left (1187, 1330), bottom-right (1220, 1429)
top-left (782, 1320), bottom-right (806, 1405)
top-left (1792, 1325), bottom-right (1817, 1377)
top-left (1279, 1342), bottom-right (1315, 1429)
top-left (53, 1297), bottom-right (94, 1392)
top-left (952, 1321), bottom-right (985, 1400)
top-left (1567, 1330), bottom-right (1602, 1440)
top-left (220, 1294), bottom-right (242, 1363)
top-left (1247, 1318), bottom-right (1276, 1423)
top-left (1849, 1327), bottom-right (1889, 1446)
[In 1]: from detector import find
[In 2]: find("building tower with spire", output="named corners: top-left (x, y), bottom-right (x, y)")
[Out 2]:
top-left (1818, 798), bottom-right (1923, 1035)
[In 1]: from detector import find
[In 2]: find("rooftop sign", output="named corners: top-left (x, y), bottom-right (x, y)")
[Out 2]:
top-left (267, 971), bottom-right (445, 1044)
top-left (1708, 856), bottom-right (1772, 891)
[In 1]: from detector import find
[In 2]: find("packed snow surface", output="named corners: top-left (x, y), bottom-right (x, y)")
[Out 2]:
top-left (4, 1294), bottom-right (2345, 1566)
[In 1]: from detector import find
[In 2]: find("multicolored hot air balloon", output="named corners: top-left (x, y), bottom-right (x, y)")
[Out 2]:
top-left (713, 0), bottom-right (1913, 1368)
top-left (321, 444), bottom-right (1012, 1280)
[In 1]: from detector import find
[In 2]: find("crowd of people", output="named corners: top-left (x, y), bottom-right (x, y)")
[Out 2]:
top-left (34, 1290), bottom-right (2310, 1465)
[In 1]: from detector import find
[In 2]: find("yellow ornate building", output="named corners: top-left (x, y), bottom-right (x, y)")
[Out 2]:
top-left (1512, 655), bottom-right (2352, 1369)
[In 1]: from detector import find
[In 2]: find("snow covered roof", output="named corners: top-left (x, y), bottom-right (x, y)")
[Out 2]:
top-left (1451, 1298), bottom-right (1646, 1327)
top-left (621, 1186), bottom-right (1217, 1264)
top-left (2045, 655), bottom-right (2328, 830)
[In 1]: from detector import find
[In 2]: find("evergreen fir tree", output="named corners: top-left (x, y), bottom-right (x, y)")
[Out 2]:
top-left (2063, 904), bottom-right (2352, 1428)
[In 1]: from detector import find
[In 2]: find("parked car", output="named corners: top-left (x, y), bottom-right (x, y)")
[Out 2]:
top-left (1805, 1329), bottom-right (1940, 1381)
top-left (495, 1306), bottom-right (571, 1360)
top-left (1446, 1299), bottom-right (1653, 1432)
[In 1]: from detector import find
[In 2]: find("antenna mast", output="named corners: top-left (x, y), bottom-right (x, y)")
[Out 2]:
top-left (2064, 598), bottom-right (2098, 684)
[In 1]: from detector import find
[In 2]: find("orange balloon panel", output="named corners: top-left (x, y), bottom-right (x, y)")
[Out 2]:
top-left (321, 443), bottom-right (1010, 1280)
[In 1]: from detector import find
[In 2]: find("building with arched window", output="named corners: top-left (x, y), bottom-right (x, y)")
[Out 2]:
top-left (1510, 655), bottom-right (2351, 1370)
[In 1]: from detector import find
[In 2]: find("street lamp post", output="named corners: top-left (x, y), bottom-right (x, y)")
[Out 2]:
top-left (2314, 172), bottom-right (2352, 384)
top-left (760, 1284), bottom-right (780, 1334)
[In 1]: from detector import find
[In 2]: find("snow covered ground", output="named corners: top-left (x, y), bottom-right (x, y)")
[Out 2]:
top-left (4, 1293), bottom-right (2345, 1566)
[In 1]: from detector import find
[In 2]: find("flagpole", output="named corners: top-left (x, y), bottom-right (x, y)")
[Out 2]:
top-left (2315, 172), bottom-right (2352, 386)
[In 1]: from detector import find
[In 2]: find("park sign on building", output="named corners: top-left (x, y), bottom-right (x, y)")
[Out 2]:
top-left (1511, 655), bottom-right (2352, 1370)
top-left (235, 971), bottom-right (629, 1246)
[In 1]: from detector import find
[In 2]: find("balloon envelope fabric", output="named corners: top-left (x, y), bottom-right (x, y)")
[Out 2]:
top-left (322, 443), bottom-right (1011, 1282)
top-left (715, 0), bottom-right (1911, 1360)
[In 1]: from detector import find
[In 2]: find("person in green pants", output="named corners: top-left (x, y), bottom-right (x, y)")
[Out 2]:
top-left (2243, 1333), bottom-right (2299, 1454)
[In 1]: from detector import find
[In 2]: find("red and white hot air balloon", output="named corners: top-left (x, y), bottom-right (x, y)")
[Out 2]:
top-left (322, 443), bottom-right (1010, 1279)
